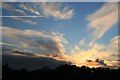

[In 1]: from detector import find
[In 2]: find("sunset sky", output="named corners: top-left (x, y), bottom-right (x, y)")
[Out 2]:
top-left (1, 2), bottom-right (119, 70)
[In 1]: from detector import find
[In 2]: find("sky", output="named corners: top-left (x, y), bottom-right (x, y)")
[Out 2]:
top-left (1, 2), bottom-right (119, 69)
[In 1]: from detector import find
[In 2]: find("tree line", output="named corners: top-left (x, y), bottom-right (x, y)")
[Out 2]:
top-left (2, 64), bottom-right (120, 80)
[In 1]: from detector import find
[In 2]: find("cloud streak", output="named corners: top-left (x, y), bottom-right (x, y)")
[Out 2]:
top-left (19, 2), bottom-right (40, 16)
top-left (87, 2), bottom-right (118, 43)
top-left (0, 42), bottom-right (17, 47)
top-left (2, 3), bottom-right (27, 16)
top-left (12, 17), bottom-right (38, 26)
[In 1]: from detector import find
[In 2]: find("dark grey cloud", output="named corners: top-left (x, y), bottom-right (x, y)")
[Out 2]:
top-left (82, 59), bottom-right (108, 68)
top-left (95, 59), bottom-right (107, 66)
top-left (2, 47), bottom-right (71, 71)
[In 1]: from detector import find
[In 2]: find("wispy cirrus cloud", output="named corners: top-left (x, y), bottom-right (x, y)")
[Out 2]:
top-left (79, 38), bottom-right (86, 46)
top-left (12, 17), bottom-right (38, 26)
top-left (19, 2), bottom-right (41, 16)
top-left (23, 19), bottom-right (37, 25)
top-left (87, 2), bottom-right (118, 44)
top-left (2, 27), bottom-right (68, 57)
top-left (107, 35), bottom-right (120, 60)
top-left (2, 3), bottom-right (27, 16)
top-left (0, 42), bottom-right (17, 47)
top-left (2, 2), bottom-right (74, 28)
top-left (39, 2), bottom-right (75, 20)
top-left (2, 2), bottom-right (41, 16)
top-left (2, 2), bottom-right (74, 20)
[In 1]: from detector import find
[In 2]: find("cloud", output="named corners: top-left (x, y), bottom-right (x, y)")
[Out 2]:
top-left (2, 2), bottom-right (74, 30)
top-left (106, 35), bottom-right (119, 62)
top-left (74, 46), bottom-right (81, 51)
top-left (80, 59), bottom-right (107, 68)
top-left (90, 35), bottom-right (120, 68)
top-left (2, 27), bottom-right (68, 57)
top-left (2, 3), bottom-right (39, 26)
top-left (65, 43), bottom-right (106, 65)
top-left (79, 38), bottom-right (86, 45)
top-left (108, 35), bottom-right (119, 53)
top-left (71, 2), bottom-right (119, 68)
top-left (9, 49), bottom-right (65, 61)
top-left (87, 2), bottom-right (118, 43)
top-left (0, 42), bottom-right (17, 47)
top-left (95, 59), bottom-right (107, 66)
top-left (19, 2), bottom-right (40, 16)
top-left (2, 2), bottom-right (74, 20)
top-left (2, 3), bottom-right (27, 16)
top-left (23, 19), bottom-right (38, 25)
top-left (2, 27), bottom-right (119, 68)
top-left (65, 35), bottom-right (119, 68)
top-left (39, 2), bottom-right (75, 20)
top-left (2, 48), bottom-right (71, 70)
top-left (2, 2), bottom-right (41, 16)
top-left (12, 17), bottom-right (38, 26)
top-left (15, 9), bottom-right (27, 15)
top-left (2, 27), bottom-right (71, 70)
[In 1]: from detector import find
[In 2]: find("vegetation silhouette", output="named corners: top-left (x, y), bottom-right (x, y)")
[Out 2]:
top-left (2, 64), bottom-right (120, 80)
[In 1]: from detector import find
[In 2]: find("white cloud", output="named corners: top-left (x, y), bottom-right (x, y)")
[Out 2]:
top-left (79, 38), bottom-right (86, 45)
top-left (87, 2), bottom-right (118, 43)
top-left (2, 2), bottom-right (42, 16)
top-left (15, 9), bottom-right (26, 15)
top-left (22, 19), bottom-right (37, 25)
top-left (74, 46), bottom-right (81, 51)
top-left (0, 42), bottom-right (17, 47)
top-left (39, 2), bottom-right (75, 20)
top-left (12, 17), bottom-right (38, 26)
top-left (108, 35), bottom-right (119, 53)
top-left (106, 35), bottom-right (119, 62)
top-left (19, 3), bottom-right (40, 16)
top-left (2, 27), bottom-right (68, 57)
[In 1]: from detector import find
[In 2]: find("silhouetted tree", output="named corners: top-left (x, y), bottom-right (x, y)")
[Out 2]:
top-left (2, 64), bottom-right (120, 80)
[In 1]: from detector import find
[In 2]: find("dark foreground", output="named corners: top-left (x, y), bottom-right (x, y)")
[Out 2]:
top-left (2, 64), bottom-right (120, 80)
